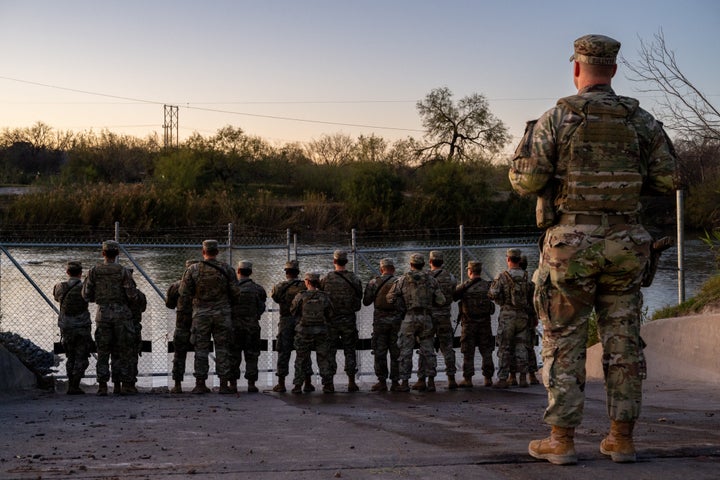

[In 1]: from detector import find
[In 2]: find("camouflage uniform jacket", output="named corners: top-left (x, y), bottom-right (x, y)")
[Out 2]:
top-left (453, 277), bottom-right (495, 322)
top-left (271, 278), bottom-right (307, 319)
top-left (320, 270), bottom-right (362, 318)
top-left (178, 259), bottom-right (238, 316)
top-left (429, 268), bottom-right (457, 317)
top-left (387, 270), bottom-right (445, 312)
top-left (363, 273), bottom-right (401, 323)
top-left (509, 84), bottom-right (676, 206)
top-left (82, 261), bottom-right (139, 309)
top-left (489, 267), bottom-right (531, 316)
top-left (53, 277), bottom-right (91, 329)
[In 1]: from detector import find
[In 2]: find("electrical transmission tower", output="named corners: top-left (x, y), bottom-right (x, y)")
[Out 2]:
top-left (163, 105), bottom-right (179, 148)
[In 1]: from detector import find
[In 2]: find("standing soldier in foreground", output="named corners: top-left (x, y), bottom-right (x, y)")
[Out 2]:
top-left (509, 34), bottom-right (678, 464)
top-left (386, 253), bottom-right (445, 393)
top-left (489, 248), bottom-right (531, 389)
top-left (53, 261), bottom-right (93, 395)
top-left (363, 258), bottom-right (402, 392)
top-left (320, 250), bottom-right (363, 393)
top-left (453, 260), bottom-right (496, 388)
top-left (166, 260), bottom-right (198, 394)
top-left (270, 260), bottom-right (312, 393)
top-left (291, 272), bottom-right (335, 393)
top-left (416, 250), bottom-right (457, 391)
top-left (229, 260), bottom-right (267, 394)
top-left (179, 240), bottom-right (238, 394)
top-left (82, 240), bottom-right (140, 396)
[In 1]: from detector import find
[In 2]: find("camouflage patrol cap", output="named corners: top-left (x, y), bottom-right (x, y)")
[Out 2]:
top-left (237, 260), bottom-right (252, 270)
top-left (507, 248), bottom-right (522, 258)
top-left (570, 34), bottom-right (621, 65)
top-left (305, 271), bottom-right (320, 282)
top-left (409, 253), bottom-right (425, 265)
top-left (202, 239), bottom-right (219, 250)
top-left (66, 261), bottom-right (82, 270)
top-left (333, 250), bottom-right (348, 261)
top-left (284, 260), bottom-right (300, 270)
top-left (429, 250), bottom-right (443, 261)
top-left (467, 260), bottom-right (482, 273)
top-left (380, 258), bottom-right (394, 268)
top-left (102, 240), bottom-right (120, 251)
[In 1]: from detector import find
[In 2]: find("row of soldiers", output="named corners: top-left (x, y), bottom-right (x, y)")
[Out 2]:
top-left (54, 239), bottom-right (538, 396)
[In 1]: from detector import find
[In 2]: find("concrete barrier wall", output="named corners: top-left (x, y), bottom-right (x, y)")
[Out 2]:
top-left (587, 314), bottom-right (720, 385)
top-left (0, 344), bottom-right (37, 392)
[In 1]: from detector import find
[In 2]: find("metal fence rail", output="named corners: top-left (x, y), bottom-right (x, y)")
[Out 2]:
top-left (0, 223), bottom-right (541, 390)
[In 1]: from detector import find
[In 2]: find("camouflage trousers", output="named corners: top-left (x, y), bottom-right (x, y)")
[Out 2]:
top-left (293, 326), bottom-right (333, 386)
top-left (460, 319), bottom-right (495, 379)
top-left (124, 321), bottom-right (142, 384)
top-left (371, 318), bottom-right (401, 382)
top-left (418, 312), bottom-right (456, 377)
top-left (230, 317), bottom-right (261, 381)
top-left (496, 309), bottom-right (529, 379)
top-left (328, 316), bottom-right (358, 376)
top-left (535, 223), bottom-right (650, 427)
top-left (191, 311), bottom-right (232, 381)
top-left (61, 326), bottom-right (93, 379)
top-left (94, 304), bottom-right (135, 384)
top-left (276, 316), bottom-right (312, 379)
top-left (397, 310), bottom-right (436, 381)
top-left (171, 313), bottom-right (193, 382)
top-left (511, 326), bottom-right (539, 375)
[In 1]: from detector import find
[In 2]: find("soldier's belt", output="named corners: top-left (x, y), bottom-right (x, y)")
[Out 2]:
top-left (558, 213), bottom-right (636, 226)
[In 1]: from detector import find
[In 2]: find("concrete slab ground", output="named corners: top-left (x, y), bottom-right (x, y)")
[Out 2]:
top-left (1, 314), bottom-right (719, 479)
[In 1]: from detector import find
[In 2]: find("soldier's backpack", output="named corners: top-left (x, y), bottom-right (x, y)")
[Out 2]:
top-left (195, 261), bottom-right (230, 303)
top-left (276, 279), bottom-right (305, 317)
top-left (403, 271), bottom-right (433, 310)
top-left (432, 269), bottom-right (456, 308)
top-left (557, 94), bottom-right (642, 214)
top-left (60, 281), bottom-right (88, 316)
top-left (234, 279), bottom-right (262, 318)
top-left (461, 279), bottom-right (494, 318)
top-left (503, 271), bottom-right (529, 310)
top-left (300, 291), bottom-right (326, 327)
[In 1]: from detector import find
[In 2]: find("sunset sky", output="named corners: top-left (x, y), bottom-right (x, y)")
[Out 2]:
top-left (1, 0), bottom-right (717, 151)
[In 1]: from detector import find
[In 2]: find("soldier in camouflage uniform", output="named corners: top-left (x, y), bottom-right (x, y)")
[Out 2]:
top-left (123, 287), bottom-right (146, 394)
top-left (453, 260), bottom-right (496, 388)
top-left (166, 260), bottom-right (198, 394)
top-left (270, 260), bottom-right (312, 393)
top-left (229, 260), bottom-right (267, 393)
top-left (320, 250), bottom-right (363, 392)
top-left (179, 239), bottom-right (239, 394)
top-left (82, 240), bottom-right (140, 396)
top-left (489, 248), bottom-right (531, 389)
top-left (517, 255), bottom-right (540, 386)
top-left (386, 253), bottom-right (445, 392)
top-left (363, 258), bottom-right (402, 392)
top-left (509, 35), bottom-right (678, 464)
top-left (414, 250), bottom-right (458, 392)
top-left (53, 261), bottom-right (93, 395)
top-left (291, 272), bottom-right (335, 393)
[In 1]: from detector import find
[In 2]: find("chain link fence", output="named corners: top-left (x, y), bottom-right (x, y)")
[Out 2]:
top-left (0, 223), bottom-right (540, 390)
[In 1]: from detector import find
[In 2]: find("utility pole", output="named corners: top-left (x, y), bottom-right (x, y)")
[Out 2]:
top-left (163, 105), bottom-right (179, 148)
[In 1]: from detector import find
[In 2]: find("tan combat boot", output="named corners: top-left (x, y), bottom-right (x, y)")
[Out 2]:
top-left (218, 379), bottom-right (234, 394)
top-left (347, 374), bottom-right (360, 392)
top-left (458, 376), bottom-right (473, 388)
top-left (528, 426), bottom-right (577, 465)
top-left (272, 376), bottom-right (287, 393)
top-left (247, 380), bottom-right (259, 393)
top-left (291, 383), bottom-right (303, 394)
top-left (122, 381), bottom-right (139, 395)
top-left (426, 377), bottom-right (436, 392)
top-left (395, 379), bottom-right (410, 392)
top-left (519, 374), bottom-right (529, 388)
top-left (483, 376), bottom-right (493, 387)
top-left (96, 381), bottom-right (108, 396)
top-left (303, 375), bottom-right (315, 392)
top-left (322, 382), bottom-right (335, 394)
top-left (371, 379), bottom-right (388, 392)
top-left (600, 420), bottom-right (637, 463)
top-left (447, 374), bottom-right (458, 390)
top-left (191, 378), bottom-right (210, 394)
top-left (66, 376), bottom-right (84, 395)
top-left (170, 380), bottom-right (183, 394)
top-left (508, 373), bottom-right (518, 387)
top-left (389, 379), bottom-right (401, 392)
top-left (492, 377), bottom-right (509, 389)
top-left (411, 377), bottom-right (427, 391)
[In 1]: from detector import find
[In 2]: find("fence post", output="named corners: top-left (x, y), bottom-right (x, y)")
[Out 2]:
top-left (459, 224), bottom-right (465, 283)
top-left (114, 221), bottom-right (120, 242)
top-left (677, 190), bottom-right (685, 304)
top-left (228, 223), bottom-right (234, 267)
top-left (286, 229), bottom-right (291, 262)
top-left (351, 228), bottom-right (358, 273)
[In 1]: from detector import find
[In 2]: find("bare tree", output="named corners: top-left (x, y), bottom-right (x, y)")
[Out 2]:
top-left (622, 29), bottom-right (719, 141)
top-left (305, 133), bottom-right (356, 166)
top-left (416, 86), bottom-right (509, 162)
